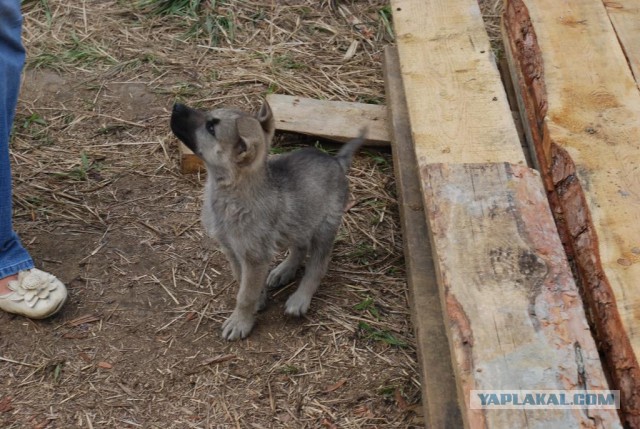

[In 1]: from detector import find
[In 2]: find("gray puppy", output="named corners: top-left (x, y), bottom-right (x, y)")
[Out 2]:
top-left (170, 100), bottom-right (365, 340)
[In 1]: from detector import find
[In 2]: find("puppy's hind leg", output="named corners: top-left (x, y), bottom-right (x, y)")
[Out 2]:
top-left (222, 260), bottom-right (269, 340)
top-left (267, 244), bottom-right (307, 289)
top-left (285, 226), bottom-right (336, 316)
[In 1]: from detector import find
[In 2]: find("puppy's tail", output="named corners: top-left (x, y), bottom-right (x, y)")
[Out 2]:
top-left (336, 127), bottom-right (367, 173)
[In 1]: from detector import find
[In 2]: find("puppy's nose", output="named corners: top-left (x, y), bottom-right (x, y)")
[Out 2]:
top-left (173, 103), bottom-right (187, 114)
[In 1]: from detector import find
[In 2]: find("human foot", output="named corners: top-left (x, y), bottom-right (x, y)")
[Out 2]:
top-left (0, 274), bottom-right (19, 295)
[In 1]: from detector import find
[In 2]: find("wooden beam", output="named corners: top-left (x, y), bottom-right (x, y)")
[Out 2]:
top-left (383, 45), bottom-right (463, 429)
top-left (178, 96), bottom-right (390, 173)
top-left (423, 163), bottom-right (621, 428)
top-left (503, 0), bottom-right (640, 425)
top-left (605, 0), bottom-right (640, 87)
top-left (265, 94), bottom-right (389, 146)
top-left (179, 143), bottom-right (204, 174)
top-left (390, 0), bottom-right (526, 165)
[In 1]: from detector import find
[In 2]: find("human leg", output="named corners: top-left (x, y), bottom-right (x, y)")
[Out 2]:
top-left (0, 0), bottom-right (67, 318)
top-left (0, 0), bottom-right (33, 282)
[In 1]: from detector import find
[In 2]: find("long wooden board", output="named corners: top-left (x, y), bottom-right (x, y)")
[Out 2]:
top-left (606, 0), bottom-right (640, 87)
top-left (390, 0), bottom-right (526, 165)
top-left (383, 46), bottom-right (462, 428)
top-left (503, 0), bottom-right (640, 426)
top-left (423, 163), bottom-right (620, 428)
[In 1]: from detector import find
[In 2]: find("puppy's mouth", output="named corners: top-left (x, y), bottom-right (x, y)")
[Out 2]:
top-left (170, 103), bottom-right (204, 155)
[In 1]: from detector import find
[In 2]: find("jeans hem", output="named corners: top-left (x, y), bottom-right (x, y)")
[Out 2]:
top-left (0, 259), bottom-right (35, 279)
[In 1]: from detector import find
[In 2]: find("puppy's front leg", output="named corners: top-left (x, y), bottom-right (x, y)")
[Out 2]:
top-left (219, 243), bottom-right (242, 283)
top-left (222, 261), bottom-right (268, 340)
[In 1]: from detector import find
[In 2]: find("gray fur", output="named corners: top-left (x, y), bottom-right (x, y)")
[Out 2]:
top-left (170, 100), bottom-right (365, 340)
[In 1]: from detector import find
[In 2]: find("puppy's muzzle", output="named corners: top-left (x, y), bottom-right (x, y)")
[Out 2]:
top-left (170, 103), bottom-right (202, 154)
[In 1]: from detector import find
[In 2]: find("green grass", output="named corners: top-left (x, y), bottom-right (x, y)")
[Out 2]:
top-left (377, 385), bottom-right (397, 397)
top-left (346, 242), bottom-right (379, 264)
top-left (354, 296), bottom-right (380, 319)
top-left (269, 146), bottom-right (289, 155)
top-left (22, 0), bottom-right (53, 26)
top-left (105, 53), bottom-right (159, 76)
top-left (55, 152), bottom-right (102, 182)
top-left (136, 0), bottom-right (203, 16)
top-left (29, 33), bottom-right (116, 71)
top-left (272, 54), bottom-right (306, 71)
top-left (22, 113), bottom-right (47, 129)
top-left (158, 82), bottom-right (201, 98)
top-left (379, 5), bottom-right (394, 40)
top-left (279, 365), bottom-right (300, 375)
top-left (136, 0), bottom-right (235, 45)
top-left (363, 150), bottom-right (389, 167)
top-left (16, 112), bottom-right (53, 146)
top-left (191, 11), bottom-right (235, 45)
top-left (356, 95), bottom-right (385, 105)
top-left (53, 362), bottom-right (63, 383)
top-left (265, 82), bottom-right (279, 95)
top-left (358, 322), bottom-right (407, 348)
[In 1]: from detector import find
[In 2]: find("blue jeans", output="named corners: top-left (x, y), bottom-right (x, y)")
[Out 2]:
top-left (0, 0), bottom-right (34, 279)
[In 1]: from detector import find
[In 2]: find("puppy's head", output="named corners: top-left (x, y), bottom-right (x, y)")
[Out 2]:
top-left (170, 100), bottom-right (275, 183)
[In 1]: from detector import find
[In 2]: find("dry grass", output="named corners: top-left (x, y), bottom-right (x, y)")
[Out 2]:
top-left (1, 1), bottom-right (506, 427)
top-left (478, 0), bottom-right (506, 56)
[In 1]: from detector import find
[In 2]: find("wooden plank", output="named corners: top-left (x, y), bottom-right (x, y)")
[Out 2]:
top-left (390, 0), bottom-right (526, 165)
top-left (178, 96), bottom-right (390, 173)
top-left (383, 45), bottom-right (463, 429)
top-left (265, 94), bottom-right (390, 147)
top-left (498, 57), bottom-right (532, 167)
top-left (423, 162), bottom-right (621, 428)
top-left (503, 0), bottom-right (640, 426)
top-left (606, 0), bottom-right (640, 87)
top-left (179, 143), bottom-right (204, 174)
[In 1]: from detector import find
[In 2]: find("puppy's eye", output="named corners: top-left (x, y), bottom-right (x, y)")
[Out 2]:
top-left (205, 119), bottom-right (218, 136)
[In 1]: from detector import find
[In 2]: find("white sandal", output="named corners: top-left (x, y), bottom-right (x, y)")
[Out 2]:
top-left (0, 269), bottom-right (67, 319)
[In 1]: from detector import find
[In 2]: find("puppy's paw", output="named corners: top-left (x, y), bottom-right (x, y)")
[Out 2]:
top-left (221, 311), bottom-right (255, 341)
top-left (284, 291), bottom-right (312, 317)
top-left (267, 263), bottom-right (297, 289)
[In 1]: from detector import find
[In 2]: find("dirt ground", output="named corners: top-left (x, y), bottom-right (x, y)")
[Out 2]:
top-left (1, 1), bottom-right (422, 428)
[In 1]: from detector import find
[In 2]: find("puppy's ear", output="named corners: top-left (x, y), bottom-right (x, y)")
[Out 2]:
top-left (256, 100), bottom-right (275, 145)
top-left (235, 116), bottom-right (266, 167)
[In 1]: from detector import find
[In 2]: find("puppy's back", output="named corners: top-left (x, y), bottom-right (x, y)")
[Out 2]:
top-left (268, 148), bottom-right (349, 228)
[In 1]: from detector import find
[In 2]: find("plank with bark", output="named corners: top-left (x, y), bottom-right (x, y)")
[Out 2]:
top-left (503, 0), bottom-right (640, 425)
top-left (423, 163), bottom-right (621, 428)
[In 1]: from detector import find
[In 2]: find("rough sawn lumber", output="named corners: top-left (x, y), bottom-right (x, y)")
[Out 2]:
top-left (389, 0), bottom-right (526, 165)
top-left (383, 45), bottom-right (462, 429)
top-left (503, 0), bottom-right (640, 425)
top-left (423, 163), bottom-right (620, 428)
top-left (605, 0), bottom-right (640, 88)
top-left (265, 94), bottom-right (389, 146)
